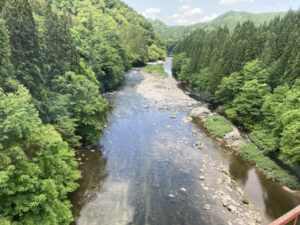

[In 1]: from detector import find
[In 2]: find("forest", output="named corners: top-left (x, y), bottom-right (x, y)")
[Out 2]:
top-left (151, 10), bottom-right (286, 53)
top-left (172, 10), bottom-right (300, 181)
top-left (0, 0), bottom-right (165, 224)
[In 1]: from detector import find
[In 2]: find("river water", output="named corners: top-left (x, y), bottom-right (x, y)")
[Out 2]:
top-left (70, 58), bottom-right (300, 225)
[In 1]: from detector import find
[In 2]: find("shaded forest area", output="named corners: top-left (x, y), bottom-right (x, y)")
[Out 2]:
top-left (0, 0), bottom-right (165, 224)
top-left (172, 10), bottom-right (300, 183)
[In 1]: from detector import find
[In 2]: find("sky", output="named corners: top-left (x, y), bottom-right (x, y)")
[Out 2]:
top-left (122, 0), bottom-right (299, 26)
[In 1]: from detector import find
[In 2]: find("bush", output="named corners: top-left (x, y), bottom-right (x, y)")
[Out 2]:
top-left (204, 115), bottom-right (233, 138)
top-left (249, 129), bottom-right (279, 154)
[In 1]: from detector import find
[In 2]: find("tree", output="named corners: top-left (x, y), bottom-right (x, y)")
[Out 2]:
top-left (52, 71), bottom-right (108, 144)
top-left (2, 0), bottom-right (44, 99)
top-left (0, 86), bottom-right (80, 225)
top-left (0, 18), bottom-right (17, 93)
top-left (226, 80), bottom-right (271, 130)
top-left (280, 110), bottom-right (300, 163)
top-left (279, 80), bottom-right (300, 163)
top-left (41, 3), bottom-right (78, 84)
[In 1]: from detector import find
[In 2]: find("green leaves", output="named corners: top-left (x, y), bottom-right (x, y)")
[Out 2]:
top-left (53, 71), bottom-right (108, 144)
top-left (173, 11), bottom-right (300, 181)
top-left (0, 86), bottom-right (40, 149)
top-left (0, 86), bottom-right (80, 224)
top-left (204, 115), bottom-right (233, 138)
top-left (226, 80), bottom-right (271, 130)
top-left (0, 19), bottom-right (17, 93)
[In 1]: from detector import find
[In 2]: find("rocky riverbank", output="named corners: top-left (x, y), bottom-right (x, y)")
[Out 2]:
top-left (137, 70), bottom-right (263, 225)
top-left (190, 107), bottom-right (244, 151)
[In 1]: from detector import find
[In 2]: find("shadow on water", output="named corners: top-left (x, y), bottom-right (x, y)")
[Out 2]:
top-left (70, 149), bottom-right (108, 223)
top-left (227, 152), bottom-right (300, 221)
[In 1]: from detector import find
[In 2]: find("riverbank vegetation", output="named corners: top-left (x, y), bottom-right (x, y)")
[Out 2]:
top-left (173, 10), bottom-right (300, 187)
top-left (203, 115), bottom-right (233, 138)
top-left (0, 0), bottom-right (165, 224)
top-left (142, 64), bottom-right (168, 77)
top-left (239, 144), bottom-right (300, 189)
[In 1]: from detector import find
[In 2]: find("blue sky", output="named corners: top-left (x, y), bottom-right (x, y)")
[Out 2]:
top-left (122, 0), bottom-right (299, 26)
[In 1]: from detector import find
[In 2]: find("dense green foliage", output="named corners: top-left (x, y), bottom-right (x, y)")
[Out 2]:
top-left (0, 86), bottom-right (81, 224)
top-left (173, 10), bottom-right (300, 180)
top-left (0, 0), bottom-right (165, 224)
top-left (203, 115), bottom-right (233, 138)
top-left (142, 64), bottom-right (168, 77)
top-left (151, 11), bottom-right (286, 53)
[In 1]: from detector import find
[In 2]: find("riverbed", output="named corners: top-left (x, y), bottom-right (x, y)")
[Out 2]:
top-left (70, 58), bottom-right (300, 225)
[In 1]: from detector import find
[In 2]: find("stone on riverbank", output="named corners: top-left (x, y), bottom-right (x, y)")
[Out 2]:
top-left (191, 107), bottom-right (244, 151)
top-left (190, 106), bottom-right (212, 120)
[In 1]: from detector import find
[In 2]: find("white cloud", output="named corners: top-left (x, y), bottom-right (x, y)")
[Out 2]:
top-left (199, 13), bottom-right (218, 22)
top-left (170, 4), bottom-right (203, 25)
top-left (179, 0), bottom-right (191, 3)
top-left (219, 0), bottom-right (254, 6)
top-left (142, 8), bottom-right (161, 20)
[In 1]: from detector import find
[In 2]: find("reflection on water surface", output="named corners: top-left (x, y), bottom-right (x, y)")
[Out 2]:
top-left (70, 60), bottom-right (300, 225)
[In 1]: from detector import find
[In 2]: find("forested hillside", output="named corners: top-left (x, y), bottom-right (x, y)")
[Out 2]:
top-left (151, 11), bottom-right (286, 53)
top-left (0, 0), bottom-right (165, 224)
top-left (173, 10), bottom-right (300, 178)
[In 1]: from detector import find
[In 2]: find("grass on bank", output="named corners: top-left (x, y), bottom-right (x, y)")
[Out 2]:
top-left (203, 115), bottom-right (233, 138)
top-left (238, 143), bottom-right (300, 189)
top-left (242, 195), bottom-right (250, 204)
top-left (142, 64), bottom-right (168, 77)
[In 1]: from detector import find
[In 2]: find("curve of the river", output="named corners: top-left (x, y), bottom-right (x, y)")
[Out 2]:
top-left (70, 58), bottom-right (300, 225)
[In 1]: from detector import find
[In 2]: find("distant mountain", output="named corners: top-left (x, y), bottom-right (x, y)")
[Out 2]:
top-left (202, 11), bottom-right (287, 31)
top-left (151, 10), bottom-right (287, 51)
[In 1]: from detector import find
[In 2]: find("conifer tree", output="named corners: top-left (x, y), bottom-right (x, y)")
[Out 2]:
top-left (2, 0), bottom-right (44, 98)
top-left (0, 18), bottom-right (16, 92)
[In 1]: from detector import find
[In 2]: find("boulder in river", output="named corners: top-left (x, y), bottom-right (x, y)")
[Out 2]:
top-left (190, 106), bottom-right (212, 120)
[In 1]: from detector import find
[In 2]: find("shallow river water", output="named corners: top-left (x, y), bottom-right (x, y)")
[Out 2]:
top-left (70, 59), bottom-right (300, 225)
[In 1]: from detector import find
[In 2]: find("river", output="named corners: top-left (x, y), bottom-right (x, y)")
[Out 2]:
top-left (70, 58), bottom-right (300, 225)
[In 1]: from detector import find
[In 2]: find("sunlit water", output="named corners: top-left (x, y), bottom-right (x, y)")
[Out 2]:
top-left (70, 58), bottom-right (300, 225)
top-left (163, 57), bottom-right (172, 77)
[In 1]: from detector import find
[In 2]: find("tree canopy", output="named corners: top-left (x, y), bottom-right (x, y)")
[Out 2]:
top-left (173, 10), bottom-right (300, 169)
top-left (0, 0), bottom-right (166, 223)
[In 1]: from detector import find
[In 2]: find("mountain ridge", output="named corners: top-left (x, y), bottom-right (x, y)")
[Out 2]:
top-left (150, 10), bottom-right (287, 52)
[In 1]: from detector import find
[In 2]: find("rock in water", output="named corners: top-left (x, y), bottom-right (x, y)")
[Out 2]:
top-left (168, 194), bottom-right (175, 199)
top-left (170, 115), bottom-right (176, 119)
top-left (203, 204), bottom-right (211, 210)
top-left (180, 187), bottom-right (187, 193)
